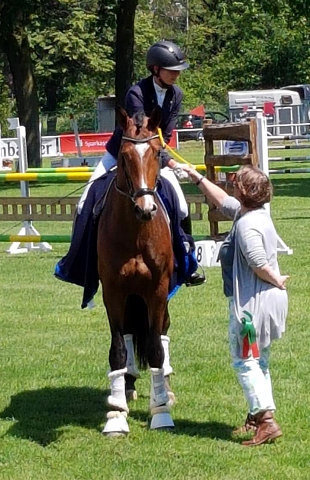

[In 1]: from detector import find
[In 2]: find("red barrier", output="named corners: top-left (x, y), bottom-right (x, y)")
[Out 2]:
top-left (59, 130), bottom-right (177, 155)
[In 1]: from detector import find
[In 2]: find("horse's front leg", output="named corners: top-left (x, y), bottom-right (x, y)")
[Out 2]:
top-left (102, 298), bottom-right (130, 436)
top-left (162, 305), bottom-right (175, 406)
top-left (148, 298), bottom-right (175, 430)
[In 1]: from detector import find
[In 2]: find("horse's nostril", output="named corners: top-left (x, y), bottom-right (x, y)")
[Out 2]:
top-left (152, 203), bottom-right (158, 213)
top-left (134, 204), bottom-right (142, 215)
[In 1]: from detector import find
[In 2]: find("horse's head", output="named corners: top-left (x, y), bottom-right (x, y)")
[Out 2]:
top-left (116, 106), bottom-right (162, 222)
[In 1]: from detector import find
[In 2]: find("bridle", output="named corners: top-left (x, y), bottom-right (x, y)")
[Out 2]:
top-left (115, 134), bottom-right (161, 202)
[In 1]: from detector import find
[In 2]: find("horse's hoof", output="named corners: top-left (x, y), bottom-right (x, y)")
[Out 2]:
top-left (150, 406), bottom-right (174, 430)
top-left (150, 412), bottom-right (175, 430)
top-left (103, 411), bottom-right (130, 436)
top-left (126, 389), bottom-right (138, 401)
top-left (104, 431), bottom-right (127, 438)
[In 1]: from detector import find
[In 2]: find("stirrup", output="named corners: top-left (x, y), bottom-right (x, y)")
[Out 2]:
top-left (185, 265), bottom-right (206, 287)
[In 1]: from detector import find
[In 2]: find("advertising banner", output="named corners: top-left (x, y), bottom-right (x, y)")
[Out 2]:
top-left (59, 131), bottom-right (177, 155)
top-left (59, 133), bottom-right (112, 155)
top-left (0, 130), bottom-right (177, 159)
top-left (1, 136), bottom-right (59, 158)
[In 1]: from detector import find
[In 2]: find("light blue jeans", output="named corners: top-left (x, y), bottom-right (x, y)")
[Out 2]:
top-left (228, 298), bottom-right (276, 415)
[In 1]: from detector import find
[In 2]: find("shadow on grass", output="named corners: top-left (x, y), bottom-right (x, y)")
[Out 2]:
top-left (272, 176), bottom-right (310, 198)
top-left (1, 388), bottom-right (238, 445)
top-left (130, 409), bottom-right (234, 441)
top-left (0, 386), bottom-right (109, 446)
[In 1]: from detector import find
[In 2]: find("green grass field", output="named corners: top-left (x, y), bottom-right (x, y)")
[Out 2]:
top-left (0, 143), bottom-right (310, 479)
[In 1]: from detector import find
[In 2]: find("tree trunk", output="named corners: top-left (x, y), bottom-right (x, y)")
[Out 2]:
top-left (2, 32), bottom-right (41, 167)
top-left (115, 0), bottom-right (138, 110)
top-left (45, 82), bottom-right (58, 135)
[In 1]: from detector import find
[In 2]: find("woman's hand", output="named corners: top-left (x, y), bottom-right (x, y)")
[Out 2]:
top-left (172, 163), bottom-right (190, 181)
top-left (275, 275), bottom-right (290, 290)
top-left (253, 265), bottom-right (290, 290)
top-left (181, 164), bottom-right (201, 183)
top-left (181, 164), bottom-right (229, 207)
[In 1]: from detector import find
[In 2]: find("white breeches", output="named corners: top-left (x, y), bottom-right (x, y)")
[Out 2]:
top-left (159, 167), bottom-right (188, 219)
top-left (77, 152), bottom-right (188, 219)
top-left (228, 298), bottom-right (276, 415)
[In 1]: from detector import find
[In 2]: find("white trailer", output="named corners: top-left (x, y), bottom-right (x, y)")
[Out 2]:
top-left (228, 89), bottom-right (302, 135)
top-left (281, 84), bottom-right (310, 134)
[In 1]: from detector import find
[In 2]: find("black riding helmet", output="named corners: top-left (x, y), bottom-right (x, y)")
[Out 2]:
top-left (146, 40), bottom-right (189, 71)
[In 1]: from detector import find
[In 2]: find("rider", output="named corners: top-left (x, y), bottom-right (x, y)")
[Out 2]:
top-left (56, 41), bottom-right (205, 386)
top-left (78, 40), bottom-right (205, 287)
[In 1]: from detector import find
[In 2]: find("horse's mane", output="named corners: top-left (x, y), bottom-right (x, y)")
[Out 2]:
top-left (132, 111), bottom-right (146, 135)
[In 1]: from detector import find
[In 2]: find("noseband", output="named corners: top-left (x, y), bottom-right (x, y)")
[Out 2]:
top-left (115, 134), bottom-right (161, 202)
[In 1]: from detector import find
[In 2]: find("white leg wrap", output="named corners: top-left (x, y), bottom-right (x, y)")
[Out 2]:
top-left (150, 367), bottom-right (169, 410)
top-left (107, 368), bottom-right (129, 414)
top-left (161, 335), bottom-right (173, 376)
top-left (124, 334), bottom-right (140, 378)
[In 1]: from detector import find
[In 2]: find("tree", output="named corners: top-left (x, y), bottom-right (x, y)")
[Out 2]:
top-left (0, 0), bottom-right (41, 166)
top-left (30, 1), bottom-right (114, 134)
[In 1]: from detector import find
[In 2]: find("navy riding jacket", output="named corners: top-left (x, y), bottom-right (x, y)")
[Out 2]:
top-left (106, 75), bottom-right (183, 167)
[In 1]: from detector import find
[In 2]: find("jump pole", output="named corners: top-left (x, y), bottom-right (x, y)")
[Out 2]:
top-left (255, 111), bottom-right (293, 255)
top-left (0, 233), bottom-right (207, 244)
top-left (26, 167), bottom-right (95, 173)
top-left (0, 234), bottom-right (71, 243)
top-left (0, 172), bottom-right (92, 182)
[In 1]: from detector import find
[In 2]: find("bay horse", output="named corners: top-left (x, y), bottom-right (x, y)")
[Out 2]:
top-left (97, 106), bottom-right (175, 435)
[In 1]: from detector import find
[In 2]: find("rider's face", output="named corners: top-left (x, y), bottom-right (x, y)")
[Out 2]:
top-left (154, 67), bottom-right (180, 86)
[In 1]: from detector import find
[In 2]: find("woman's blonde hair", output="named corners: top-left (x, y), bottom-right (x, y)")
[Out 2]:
top-left (235, 165), bottom-right (273, 209)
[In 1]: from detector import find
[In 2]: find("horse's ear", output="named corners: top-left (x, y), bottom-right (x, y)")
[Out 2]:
top-left (147, 106), bottom-right (162, 132)
top-left (116, 106), bottom-right (129, 130)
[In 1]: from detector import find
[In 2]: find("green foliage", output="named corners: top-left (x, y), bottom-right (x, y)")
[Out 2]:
top-left (0, 72), bottom-right (14, 136)
top-left (133, 9), bottom-right (157, 81)
top-left (29, 1), bottom-right (114, 113)
top-left (2, 0), bottom-right (310, 131)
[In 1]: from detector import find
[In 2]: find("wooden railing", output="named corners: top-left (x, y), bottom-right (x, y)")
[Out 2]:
top-left (0, 194), bottom-right (206, 222)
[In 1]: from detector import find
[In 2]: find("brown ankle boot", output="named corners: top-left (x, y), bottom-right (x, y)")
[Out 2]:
top-left (242, 411), bottom-right (282, 446)
top-left (232, 413), bottom-right (257, 435)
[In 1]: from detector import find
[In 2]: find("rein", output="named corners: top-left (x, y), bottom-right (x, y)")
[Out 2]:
top-left (122, 134), bottom-right (159, 143)
top-left (115, 133), bottom-right (161, 202)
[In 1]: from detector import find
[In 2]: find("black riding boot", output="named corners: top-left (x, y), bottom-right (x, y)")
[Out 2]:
top-left (181, 213), bottom-right (205, 287)
top-left (181, 214), bottom-right (192, 236)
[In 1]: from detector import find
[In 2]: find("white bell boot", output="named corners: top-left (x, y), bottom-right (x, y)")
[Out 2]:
top-left (103, 411), bottom-right (129, 436)
top-left (149, 367), bottom-right (174, 430)
top-left (124, 334), bottom-right (140, 378)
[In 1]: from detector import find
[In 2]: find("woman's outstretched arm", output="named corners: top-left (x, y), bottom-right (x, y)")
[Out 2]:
top-left (181, 164), bottom-right (229, 208)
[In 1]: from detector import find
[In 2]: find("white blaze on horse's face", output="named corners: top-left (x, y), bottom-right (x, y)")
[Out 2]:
top-left (134, 143), bottom-right (158, 219)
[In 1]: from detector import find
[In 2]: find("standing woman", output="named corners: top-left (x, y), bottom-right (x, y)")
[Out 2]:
top-left (182, 163), bottom-right (289, 446)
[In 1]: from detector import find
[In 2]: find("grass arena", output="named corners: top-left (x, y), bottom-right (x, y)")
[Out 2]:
top-left (0, 141), bottom-right (309, 479)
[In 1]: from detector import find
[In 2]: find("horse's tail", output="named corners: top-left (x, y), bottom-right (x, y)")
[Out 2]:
top-left (125, 295), bottom-right (149, 370)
